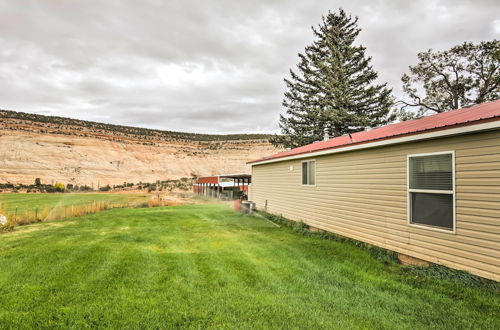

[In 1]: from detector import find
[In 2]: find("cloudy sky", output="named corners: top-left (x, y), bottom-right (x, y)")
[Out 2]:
top-left (0, 0), bottom-right (499, 134)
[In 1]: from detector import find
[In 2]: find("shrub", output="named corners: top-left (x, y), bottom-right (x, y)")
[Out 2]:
top-left (54, 182), bottom-right (65, 192)
top-left (0, 223), bottom-right (14, 233)
top-left (79, 185), bottom-right (93, 192)
top-left (99, 185), bottom-right (111, 192)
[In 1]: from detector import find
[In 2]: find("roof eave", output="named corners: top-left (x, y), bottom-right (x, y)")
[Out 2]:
top-left (248, 118), bottom-right (500, 166)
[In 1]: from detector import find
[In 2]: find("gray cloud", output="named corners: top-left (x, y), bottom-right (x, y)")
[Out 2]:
top-left (0, 0), bottom-right (498, 134)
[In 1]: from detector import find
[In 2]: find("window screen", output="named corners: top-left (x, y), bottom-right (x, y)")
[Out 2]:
top-left (308, 161), bottom-right (315, 185)
top-left (411, 193), bottom-right (453, 229)
top-left (302, 161), bottom-right (315, 185)
top-left (302, 162), bottom-right (308, 185)
top-left (408, 153), bottom-right (454, 231)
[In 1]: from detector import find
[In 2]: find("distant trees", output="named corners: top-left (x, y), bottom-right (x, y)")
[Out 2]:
top-left (99, 185), bottom-right (111, 192)
top-left (0, 181), bottom-right (73, 193)
top-left (397, 40), bottom-right (500, 120)
top-left (0, 177), bottom-right (195, 193)
top-left (271, 8), bottom-right (394, 148)
top-left (0, 109), bottom-right (274, 142)
top-left (78, 185), bottom-right (93, 192)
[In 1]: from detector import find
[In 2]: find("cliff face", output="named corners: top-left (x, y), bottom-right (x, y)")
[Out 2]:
top-left (0, 111), bottom-right (279, 186)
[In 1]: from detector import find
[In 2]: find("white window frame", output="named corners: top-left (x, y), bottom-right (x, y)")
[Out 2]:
top-left (407, 151), bottom-right (456, 234)
top-left (301, 159), bottom-right (316, 187)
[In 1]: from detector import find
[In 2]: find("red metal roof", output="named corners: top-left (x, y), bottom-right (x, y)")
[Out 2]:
top-left (197, 173), bottom-right (252, 184)
top-left (249, 99), bottom-right (500, 164)
top-left (197, 176), bottom-right (220, 184)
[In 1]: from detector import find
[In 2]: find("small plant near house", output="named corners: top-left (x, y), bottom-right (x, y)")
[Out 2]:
top-left (403, 263), bottom-right (500, 291)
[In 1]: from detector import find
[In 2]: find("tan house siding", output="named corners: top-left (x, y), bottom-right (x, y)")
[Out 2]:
top-left (251, 130), bottom-right (500, 281)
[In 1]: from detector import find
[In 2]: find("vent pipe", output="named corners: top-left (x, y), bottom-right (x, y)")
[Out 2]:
top-left (323, 126), bottom-right (330, 141)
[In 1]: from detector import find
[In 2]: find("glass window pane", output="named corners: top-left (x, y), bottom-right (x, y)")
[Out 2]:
top-left (411, 192), bottom-right (453, 230)
top-left (409, 154), bottom-right (452, 191)
top-left (308, 161), bottom-right (315, 185)
top-left (302, 162), bottom-right (308, 185)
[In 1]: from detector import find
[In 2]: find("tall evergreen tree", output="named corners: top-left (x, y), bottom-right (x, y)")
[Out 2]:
top-left (271, 9), bottom-right (394, 148)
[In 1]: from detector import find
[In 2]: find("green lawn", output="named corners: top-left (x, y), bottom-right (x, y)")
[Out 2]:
top-left (0, 193), bottom-right (148, 214)
top-left (0, 204), bottom-right (498, 329)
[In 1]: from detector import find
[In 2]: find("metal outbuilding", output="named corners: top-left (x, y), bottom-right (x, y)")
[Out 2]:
top-left (194, 173), bottom-right (251, 200)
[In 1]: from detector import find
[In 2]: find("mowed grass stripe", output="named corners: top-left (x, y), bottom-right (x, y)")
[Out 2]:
top-left (0, 203), bottom-right (498, 328)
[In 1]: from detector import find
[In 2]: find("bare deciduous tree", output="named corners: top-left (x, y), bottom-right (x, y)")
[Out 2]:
top-left (397, 40), bottom-right (500, 120)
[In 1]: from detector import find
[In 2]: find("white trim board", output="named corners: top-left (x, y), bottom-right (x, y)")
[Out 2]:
top-left (250, 120), bottom-right (500, 166)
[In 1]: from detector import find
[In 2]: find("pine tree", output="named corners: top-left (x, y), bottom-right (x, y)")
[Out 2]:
top-left (271, 9), bottom-right (394, 148)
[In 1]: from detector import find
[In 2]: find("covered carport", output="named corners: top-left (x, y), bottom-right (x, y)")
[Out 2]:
top-left (194, 173), bottom-right (251, 200)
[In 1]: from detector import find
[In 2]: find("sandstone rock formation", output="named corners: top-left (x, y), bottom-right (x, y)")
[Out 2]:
top-left (0, 110), bottom-right (280, 186)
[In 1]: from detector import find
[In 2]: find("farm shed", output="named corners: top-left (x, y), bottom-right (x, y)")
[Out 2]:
top-left (194, 174), bottom-right (250, 200)
top-left (248, 100), bottom-right (500, 281)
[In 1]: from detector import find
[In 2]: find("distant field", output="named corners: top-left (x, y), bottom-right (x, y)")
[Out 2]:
top-left (0, 193), bottom-right (149, 214)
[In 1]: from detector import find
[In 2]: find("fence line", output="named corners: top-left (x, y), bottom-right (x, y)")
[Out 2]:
top-left (0, 196), bottom-right (181, 228)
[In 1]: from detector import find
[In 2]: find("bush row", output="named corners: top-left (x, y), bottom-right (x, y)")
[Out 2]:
top-left (0, 178), bottom-right (197, 193)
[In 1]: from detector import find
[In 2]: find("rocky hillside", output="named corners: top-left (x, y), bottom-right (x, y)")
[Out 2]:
top-left (0, 110), bottom-right (280, 186)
